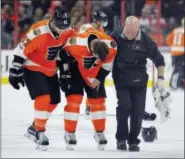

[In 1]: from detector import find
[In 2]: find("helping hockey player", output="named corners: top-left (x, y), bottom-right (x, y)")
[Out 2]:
top-left (111, 16), bottom-right (170, 151)
top-left (58, 30), bottom-right (117, 150)
top-left (76, 10), bottom-right (108, 118)
top-left (8, 7), bottom-right (74, 151)
top-left (76, 10), bottom-right (107, 34)
top-left (167, 17), bottom-right (184, 90)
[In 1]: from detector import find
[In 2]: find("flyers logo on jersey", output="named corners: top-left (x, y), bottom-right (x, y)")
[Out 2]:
top-left (69, 37), bottom-right (76, 45)
top-left (33, 28), bottom-right (41, 36)
top-left (110, 41), bottom-right (117, 48)
top-left (83, 56), bottom-right (100, 69)
top-left (46, 45), bottom-right (63, 61)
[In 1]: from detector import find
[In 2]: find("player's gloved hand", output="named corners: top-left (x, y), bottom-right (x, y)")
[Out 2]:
top-left (9, 55), bottom-right (25, 90)
top-left (9, 63), bottom-right (25, 90)
top-left (59, 63), bottom-right (72, 92)
top-left (83, 56), bottom-right (98, 69)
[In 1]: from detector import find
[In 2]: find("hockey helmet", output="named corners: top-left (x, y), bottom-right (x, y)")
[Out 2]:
top-left (53, 7), bottom-right (70, 29)
top-left (92, 11), bottom-right (108, 27)
top-left (141, 126), bottom-right (157, 142)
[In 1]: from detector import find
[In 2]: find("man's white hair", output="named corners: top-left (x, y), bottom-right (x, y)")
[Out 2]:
top-left (125, 16), bottom-right (139, 26)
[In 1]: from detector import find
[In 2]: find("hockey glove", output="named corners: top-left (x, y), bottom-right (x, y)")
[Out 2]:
top-left (59, 63), bottom-right (72, 93)
top-left (9, 55), bottom-right (25, 90)
top-left (152, 86), bottom-right (172, 123)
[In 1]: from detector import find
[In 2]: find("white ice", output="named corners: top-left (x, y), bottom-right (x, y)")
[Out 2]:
top-left (2, 85), bottom-right (184, 158)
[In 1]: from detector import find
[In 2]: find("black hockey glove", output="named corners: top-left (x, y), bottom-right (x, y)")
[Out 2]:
top-left (9, 55), bottom-right (25, 90)
top-left (96, 67), bottom-right (110, 82)
top-left (58, 63), bottom-right (72, 93)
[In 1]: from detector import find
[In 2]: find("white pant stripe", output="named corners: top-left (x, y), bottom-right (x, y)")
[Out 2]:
top-left (64, 112), bottom-right (79, 121)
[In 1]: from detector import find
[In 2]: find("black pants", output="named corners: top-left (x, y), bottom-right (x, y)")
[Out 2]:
top-left (65, 64), bottom-right (106, 98)
top-left (170, 55), bottom-right (184, 89)
top-left (115, 86), bottom-right (147, 145)
top-left (23, 68), bottom-right (61, 104)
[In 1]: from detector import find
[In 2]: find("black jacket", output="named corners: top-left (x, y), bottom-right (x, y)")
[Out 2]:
top-left (110, 27), bottom-right (165, 87)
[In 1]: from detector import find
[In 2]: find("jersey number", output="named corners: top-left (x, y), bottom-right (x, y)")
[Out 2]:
top-left (21, 37), bottom-right (32, 47)
top-left (46, 45), bottom-right (63, 61)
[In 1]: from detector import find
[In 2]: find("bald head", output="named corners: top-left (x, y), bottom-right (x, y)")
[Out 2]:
top-left (123, 16), bottom-right (140, 40)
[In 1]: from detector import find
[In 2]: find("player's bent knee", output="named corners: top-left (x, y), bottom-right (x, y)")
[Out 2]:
top-left (34, 94), bottom-right (51, 111)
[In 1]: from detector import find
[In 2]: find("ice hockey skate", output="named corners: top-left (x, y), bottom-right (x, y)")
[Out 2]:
top-left (24, 124), bottom-right (49, 151)
top-left (64, 132), bottom-right (77, 150)
top-left (84, 106), bottom-right (91, 120)
top-left (94, 132), bottom-right (107, 150)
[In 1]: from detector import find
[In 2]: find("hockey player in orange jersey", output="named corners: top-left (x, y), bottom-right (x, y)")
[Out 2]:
top-left (167, 18), bottom-right (184, 90)
top-left (8, 7), bottom-right (74, 150)
top-left (76, 10), bottom-right (107, 34)
top-left (58, 30), bottom-right (117, 150)
top-left (76, 10), bottom-right (108, 118)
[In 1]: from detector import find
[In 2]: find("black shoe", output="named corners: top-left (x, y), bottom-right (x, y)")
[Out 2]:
top-left (117, 141), bottom-right (127, 151)
top-left (143, 112), bottom-right (157, 121)
top-left (128, 144), bottom-right (140, 152)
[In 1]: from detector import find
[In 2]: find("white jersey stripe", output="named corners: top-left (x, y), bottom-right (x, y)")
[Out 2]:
top-left (65, 37), bottom-right (116, 49)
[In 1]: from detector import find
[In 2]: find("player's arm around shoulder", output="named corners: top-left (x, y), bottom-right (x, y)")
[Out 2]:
top-left (96, 34), bottom-right (117, 83)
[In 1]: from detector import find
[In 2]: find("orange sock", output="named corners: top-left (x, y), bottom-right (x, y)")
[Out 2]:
top-left (34, 94), bottom-right (50, 131)
top-left (48, 104), bottom-right (57, 117)
top-left (88, 98), bottom-right (106, 132)
top-left (64, 95), bottom-right (83, 133)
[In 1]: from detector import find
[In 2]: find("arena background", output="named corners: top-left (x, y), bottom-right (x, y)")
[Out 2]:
top-left (1, 1), bottom-right (184, 158)
top-left (1, 0), bottom-right (184, 87)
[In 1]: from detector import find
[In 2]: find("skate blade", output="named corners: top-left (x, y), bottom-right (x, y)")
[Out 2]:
top-left (36, 144), bottom-right (48, 151)
top-left (65, 144), bottom-right (75, 150)
top-left (24, 132), bottom-right (36, 142)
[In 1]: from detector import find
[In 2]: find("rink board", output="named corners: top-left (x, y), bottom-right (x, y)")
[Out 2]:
top-left (1, 49), bottom-right (172, 87)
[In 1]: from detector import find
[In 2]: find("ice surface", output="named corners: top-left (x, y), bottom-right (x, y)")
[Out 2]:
top-left (1, 85), bottom-right (184, 158)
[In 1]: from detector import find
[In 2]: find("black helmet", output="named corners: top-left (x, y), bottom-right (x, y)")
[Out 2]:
top-left (53, 7), bottom-right (70, 29)
top-left (141, 126), bottom-right (157, 142)
top-left (92, 11), bottom-right (108, 27)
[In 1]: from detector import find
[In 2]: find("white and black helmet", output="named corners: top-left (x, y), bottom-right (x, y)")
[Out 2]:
top-left (92, 11), bottom-right (108, 27)
top-left (53, 7), bottom-right (71, 29)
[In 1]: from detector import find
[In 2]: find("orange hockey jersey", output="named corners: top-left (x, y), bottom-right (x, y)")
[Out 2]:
top-left (14, 19), bottom-right (74, 76)
top-left (75, 23), bottom-right (104, 34)
top-left (63, 30), bottom-right (117, 87)
top-left (167, 27), bottom-right (184, 56)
